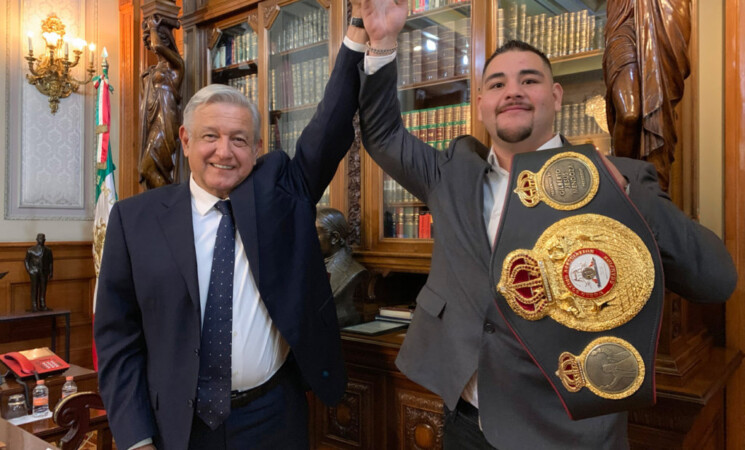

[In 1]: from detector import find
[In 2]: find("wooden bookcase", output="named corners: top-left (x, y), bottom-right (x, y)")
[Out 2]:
top-left (177, 0), bottom-right (738, 448)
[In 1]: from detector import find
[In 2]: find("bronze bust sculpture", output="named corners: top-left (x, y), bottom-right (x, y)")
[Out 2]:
top-left (139, 14), bottom-right (184, 190)
top-left (25, 233), bottom-right (53, 312)
top-left (603, 0), bottom-right (691, 191)
top-left (317, 208), bottom-right (367, 327)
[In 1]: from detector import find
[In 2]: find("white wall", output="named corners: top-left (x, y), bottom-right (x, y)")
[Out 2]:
top-left (0, 0), bottom-right (119, 242)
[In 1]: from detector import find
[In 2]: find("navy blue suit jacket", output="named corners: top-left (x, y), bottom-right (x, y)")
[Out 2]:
top-left (94, 46), bottom-right (363, 450)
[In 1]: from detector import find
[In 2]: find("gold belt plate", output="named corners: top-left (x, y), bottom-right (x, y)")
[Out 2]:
top-left (514, 152), bottom-right (599, 210)
top-left (555, 336), bottom-right (645, 400)
top-left (497, 214), bottom-right (654, 332)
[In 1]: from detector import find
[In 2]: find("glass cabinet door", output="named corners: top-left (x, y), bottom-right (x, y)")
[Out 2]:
top-left (262, 0), bottom-right (331, 206)
top-left (264, 1), bottom-right (330, 156)
top-left (496, 0), bottom-right (610, 154)
top-left (381, 0), bottom-right (473, 241)
top-left (209, 20), bottom-right (260, 104)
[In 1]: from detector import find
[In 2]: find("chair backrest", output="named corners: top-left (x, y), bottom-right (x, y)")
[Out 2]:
top-left (53, 391), bottom-right (106, 450)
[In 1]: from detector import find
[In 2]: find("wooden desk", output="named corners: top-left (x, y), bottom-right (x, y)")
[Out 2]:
top-left (0, 310), bottom-right (71, 361)
top-left (0, 417), bottom-right (59, 449)
top-left (0, 365), bottom-right (97, 419)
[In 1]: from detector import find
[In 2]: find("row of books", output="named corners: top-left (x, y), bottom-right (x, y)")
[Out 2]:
top-left (270, 9), bottom-right (328, 55)
top-left (402, 103), bottom-right (471, 129)
top-left (227, 74), bottom-right (258, 104)
top-left (402, 103), bottom-right (472, 151)
top-left (384, 206), bottom-right (433, 239)
top-left (213, 29), bottom-right (258, 69)
top-left (269, 57), bottom-right (329, 111)
top-left (406, 0), bottom-right (469, 15)
top-left (497, 3), bottom-right (606, 59)
top-left (376, 304), bottom-right (415, 323)
top-left (268, 109), bottom-right (315, 156)
top-left (383, 173), bottom-right (420, 205)
top-left (553, 100), bottom-right (607, 138)
top-left (398, 19), bottom-right (471, 86)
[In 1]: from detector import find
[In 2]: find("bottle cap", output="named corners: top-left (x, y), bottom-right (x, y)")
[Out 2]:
top-left (66, 376), bottom-right (73, 381)
top-left (36, 379), bottom-right (43, 385)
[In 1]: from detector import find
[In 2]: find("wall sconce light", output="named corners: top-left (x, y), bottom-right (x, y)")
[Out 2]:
top-left (25, 13), bottom-right (97, 114)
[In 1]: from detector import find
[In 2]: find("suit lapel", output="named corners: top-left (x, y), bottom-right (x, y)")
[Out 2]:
top-left (231, 175), bottom-right (260, 287)
top-left (157, 183), bottom-right (200, 309)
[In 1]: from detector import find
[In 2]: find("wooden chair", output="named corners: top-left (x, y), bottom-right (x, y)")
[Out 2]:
top-left (52, 391), bottom-right (109, 450)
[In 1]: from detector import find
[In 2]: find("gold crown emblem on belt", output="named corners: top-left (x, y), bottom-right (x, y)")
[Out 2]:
top-left (514, 152), bottom-right (600, 210)
top-left (556, 336), bottom-right (645, 399)
top-left (497, 214), bottom-right (654, 332)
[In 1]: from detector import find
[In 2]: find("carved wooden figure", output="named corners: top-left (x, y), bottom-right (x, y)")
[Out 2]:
top-left (603, 0), bottom-right (692, 191)
top-left (139, 13), bottom-right (184, 190)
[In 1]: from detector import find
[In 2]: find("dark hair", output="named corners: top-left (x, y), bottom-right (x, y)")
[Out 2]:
top-left (482, 40), bottom-right (553, 79)
top-left (316, 207), bottom-right (350, 242)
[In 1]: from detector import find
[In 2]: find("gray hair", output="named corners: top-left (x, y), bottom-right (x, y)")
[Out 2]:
top-left (182, 84), bottom-right (261, 144)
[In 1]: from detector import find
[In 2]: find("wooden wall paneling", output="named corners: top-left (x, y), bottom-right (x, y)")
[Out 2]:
top-left (724, 0), bottom-right (745, 447)
top-left (119, 0), bottom-right (143, 200)
top-left (0, 243), bottom-right (96, 369)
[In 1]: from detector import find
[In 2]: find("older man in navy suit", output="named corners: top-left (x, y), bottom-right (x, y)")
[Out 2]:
top-left (94, 11), bottom-right (370, 450)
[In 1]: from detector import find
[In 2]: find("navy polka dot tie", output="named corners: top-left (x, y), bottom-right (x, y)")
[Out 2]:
top-left (196, 200), bottom-right (235, 429)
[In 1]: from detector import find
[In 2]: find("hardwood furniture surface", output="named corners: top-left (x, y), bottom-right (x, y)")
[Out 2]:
top-left (0, 365), bottom-right (97, 419)
top-left (310, 330), bottom-right (739, 450)
top-left (311, 330), bottom-right (443, 450)
top-left (0, 310), bottom-right (71, 362)
top-left (0, 242), bottom-right (96, 368)
top-left (0, 417), bottom-right (60, 450)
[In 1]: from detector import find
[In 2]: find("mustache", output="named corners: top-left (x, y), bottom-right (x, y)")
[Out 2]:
top-left (497, 102), bottom-right (533, 114)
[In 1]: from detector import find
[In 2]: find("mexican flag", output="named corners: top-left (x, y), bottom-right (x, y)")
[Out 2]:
top-left (92, 49), bottom-right (117, 370)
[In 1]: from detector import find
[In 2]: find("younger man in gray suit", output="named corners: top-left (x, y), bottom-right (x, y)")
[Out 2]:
top-left (356, 1), bottom-right (737, 448)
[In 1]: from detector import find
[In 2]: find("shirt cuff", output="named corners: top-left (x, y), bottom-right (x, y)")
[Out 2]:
top-left (343, 36), bottom-right (367, 53)
top-left (364, 52), bottom-right (397, 75)
top-left (128, 438), bottom-right (153, 449)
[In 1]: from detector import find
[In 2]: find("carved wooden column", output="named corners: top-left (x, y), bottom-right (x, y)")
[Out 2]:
top-left (118, 0), bottom-right (142, 200)
top-left (724, 0), bottom-right (745, 447)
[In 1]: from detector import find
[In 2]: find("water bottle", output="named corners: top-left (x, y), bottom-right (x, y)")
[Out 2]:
top-left (61, 376), bottom-right (78, 399)
top-left (32, 379), bottom-right (49, 417)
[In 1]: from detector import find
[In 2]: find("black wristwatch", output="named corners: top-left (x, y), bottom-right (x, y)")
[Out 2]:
top-left (350, 17), bottom-right (364, 28)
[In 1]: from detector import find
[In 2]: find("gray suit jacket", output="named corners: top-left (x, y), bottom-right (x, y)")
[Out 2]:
top-left (357, 59), bottom-right (737, 449)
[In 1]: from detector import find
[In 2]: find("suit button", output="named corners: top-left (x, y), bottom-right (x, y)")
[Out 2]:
top-left (194, 348), bottom-right (200, 356)
top-left (484, 322), bottom-right (496, 334)
top-left (188, 399), bottom-right (194, 408)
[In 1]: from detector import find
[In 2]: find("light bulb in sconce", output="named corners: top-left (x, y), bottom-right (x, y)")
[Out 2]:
top-left (27, 32), bottom-right (33, 53)
top-left (25, 13), bottom-right (98, 114)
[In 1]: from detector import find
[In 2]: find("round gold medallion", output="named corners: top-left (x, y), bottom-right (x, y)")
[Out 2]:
top-left (556, 336), bottom-right (645, 399)
top-left (514, 152), bottom-right (599, 210)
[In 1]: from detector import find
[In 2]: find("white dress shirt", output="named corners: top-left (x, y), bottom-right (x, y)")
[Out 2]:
top-left (190, 176), bottom-right (289, 392)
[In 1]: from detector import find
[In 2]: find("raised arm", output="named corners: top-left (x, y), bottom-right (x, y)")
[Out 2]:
top-left (357, 0), bottom-right (443, 203)
top-left (287, 1), bottom-right (368, 202)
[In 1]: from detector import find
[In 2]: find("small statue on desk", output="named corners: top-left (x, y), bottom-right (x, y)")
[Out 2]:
top-left (25, 233), bottom-right (53, 312)
top-left (316, 208), bottom-right (367, 327)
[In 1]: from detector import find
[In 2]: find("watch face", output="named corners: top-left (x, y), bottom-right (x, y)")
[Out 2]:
top-left (350, 17), bottom-right (364, 28)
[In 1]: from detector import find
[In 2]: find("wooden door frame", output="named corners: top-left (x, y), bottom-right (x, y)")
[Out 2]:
top-left (724, 0), bottom-right (745, 447)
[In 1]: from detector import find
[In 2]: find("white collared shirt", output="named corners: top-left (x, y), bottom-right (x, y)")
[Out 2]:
top-left (190, 176), bottom-right (289, 392)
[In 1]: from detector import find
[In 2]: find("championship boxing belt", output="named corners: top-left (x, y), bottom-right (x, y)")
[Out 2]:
top-left (488, 145), bottom-right (664, 420)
